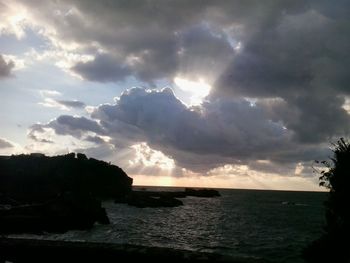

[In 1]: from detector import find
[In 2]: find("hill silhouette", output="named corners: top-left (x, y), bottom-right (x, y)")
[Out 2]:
top-left (0, 153), bottom-right (132, 233)
top-left (0, 153), bottom-right (132, 203)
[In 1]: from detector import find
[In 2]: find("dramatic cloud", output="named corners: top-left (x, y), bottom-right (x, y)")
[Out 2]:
top-left (213, 8), bottom-right (350, 143)
top-left (4, 0), bottom-right (350, 87)
top-left (0, 138), bottom-right (14, 148)
top-left (29, 88), bottom-right (331, 173)
top-left (0, 54), bottom-right (14, 78)
top-left (3, 0), bottom-right (349, 186)
top-left (93, 88), bottom-right (290, 157)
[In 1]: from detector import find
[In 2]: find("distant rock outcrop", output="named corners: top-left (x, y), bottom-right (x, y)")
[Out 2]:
top-left (0, 153), bottom-right (133, 203)
top-left (115, 188), bottom-right (220, 208)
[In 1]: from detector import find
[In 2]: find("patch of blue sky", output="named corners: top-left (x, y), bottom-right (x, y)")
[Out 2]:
top-left (0, 58), bottom-right (150, 145)
top-left (0, 28), bottom-right (50, 55)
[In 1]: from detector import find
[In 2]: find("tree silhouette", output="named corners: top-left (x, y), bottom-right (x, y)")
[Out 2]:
top-left (304, 138), bottom-right (350, 262)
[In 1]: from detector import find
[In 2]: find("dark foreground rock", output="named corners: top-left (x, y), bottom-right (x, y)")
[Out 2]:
top-left (115, 188), bottom-right (220, 208)
top-left (0, 237), bottom-right (269, 263)
top-left (0, 153), bottom-right (133, 202)
top-left (0, 153), bottom-right (131, 233)
top-left (0, 192), bottom-right (109, 234)
top-left (303, 233), bottom-right (350, 263)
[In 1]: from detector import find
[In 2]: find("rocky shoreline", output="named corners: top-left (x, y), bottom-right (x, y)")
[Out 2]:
top-left (0, 192), bottom-right (109, 234)
top-left (0, 153), bottom-right (227, 262)
top-left (0, 153), bottom-right (221, 234)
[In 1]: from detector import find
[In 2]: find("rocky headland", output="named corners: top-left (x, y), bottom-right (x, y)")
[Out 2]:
top-left (0, 153), bottom-right (220, 233)
top-left (0, 153), bottom-right (132, 233)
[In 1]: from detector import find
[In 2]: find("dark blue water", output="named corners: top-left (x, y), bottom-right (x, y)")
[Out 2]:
top-left (12, 187), bottom-right (327, 263)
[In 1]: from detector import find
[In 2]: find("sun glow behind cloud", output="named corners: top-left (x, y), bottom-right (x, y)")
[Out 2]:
top-left (131, 160), bottom-right (323, 191)
top-left (0, 2), bottom-right (29, 38)
top-left (132, 172), bottom-right (322, 192)
top-left (343, 97), bottom-right (350, 114)
top-left (129, 142), bottom-right (175, 171)
top-left (174, 77), bottom-right (211, 105)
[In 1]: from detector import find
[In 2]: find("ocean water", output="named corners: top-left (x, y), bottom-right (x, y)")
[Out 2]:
top-left (12, 187), bottom-right (327, 263)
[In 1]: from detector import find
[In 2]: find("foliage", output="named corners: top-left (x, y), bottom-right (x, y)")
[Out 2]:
top-left (317, 138), bottom-right (350, 232)
top-left (304, 138), bottom-right (350, 262)
top-left (317, 138), bottom-right (350, 190)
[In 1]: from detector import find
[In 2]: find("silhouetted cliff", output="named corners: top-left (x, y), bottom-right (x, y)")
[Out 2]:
top-left (0, 153), bottom-right (133, 203)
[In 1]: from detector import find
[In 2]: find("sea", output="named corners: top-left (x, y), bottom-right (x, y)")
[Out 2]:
top-left (11, 187), bottom-right (327, 263)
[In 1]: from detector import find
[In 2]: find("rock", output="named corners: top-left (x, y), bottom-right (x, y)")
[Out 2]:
top-left (0, 153), bottom-right (133, 234)
top-left (116, 193), bottom-right (183, 208)
top-left (184, 188), bottom-right (220, 197)
top-left (115, 188), bottom-right (221, 208)
top-left (77, 153), bottom-right (88, 160)
top-left (0, 192), bottom-right (109, 234)
top-left (157, 196), bottom-right (184, 207)
top-left (0, 153), bottom-right (133, 202)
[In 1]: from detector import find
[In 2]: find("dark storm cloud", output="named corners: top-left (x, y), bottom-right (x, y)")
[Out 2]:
top-left (20, 0), bottom-right (350, 173)
top-left (56, 99), bottom-right (85, 109)
top-left (72, 54), bottom-right (131, 82)
top-left (0, 54), bottom-right (14, 78)
top-left (71, 23), bottom-right (236, 83)
top-left (18, 0), bottom-right (294, 82)
top-left (176, 24), bottom-right (235, 80)
top-left (213, 8), bottom-right (350, 143)
top-left (0, 138), bottom-right (14, 148)
top-left (16, 0), bottom-right (349, 91)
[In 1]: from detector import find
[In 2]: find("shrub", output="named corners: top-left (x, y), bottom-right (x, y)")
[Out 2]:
top-left (304, 138), bottom-right (350, 262)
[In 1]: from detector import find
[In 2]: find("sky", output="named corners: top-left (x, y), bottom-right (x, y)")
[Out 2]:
top-left (0, 0), bottom-right (349, 191)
